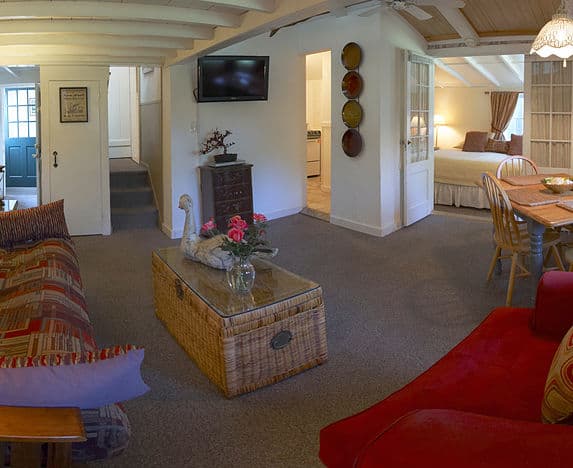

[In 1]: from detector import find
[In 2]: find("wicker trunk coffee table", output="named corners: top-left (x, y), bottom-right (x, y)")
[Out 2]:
top-left (152, 247), bottom-right (328, 398)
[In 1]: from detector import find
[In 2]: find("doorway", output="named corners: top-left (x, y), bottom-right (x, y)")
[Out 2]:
top-left (1, 68), bottom-right (40, 210)
top-left (302, 51), bottom-right (331, 221)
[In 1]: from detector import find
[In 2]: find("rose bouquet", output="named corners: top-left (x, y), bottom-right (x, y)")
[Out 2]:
top-left (201, 214), bottom-right (275, 293)
top-left (200, 214), bottom-right (275, 260)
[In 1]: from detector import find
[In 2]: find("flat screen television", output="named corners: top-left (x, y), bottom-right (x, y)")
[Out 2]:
top-left (197, 55), bottom-right (269, 102)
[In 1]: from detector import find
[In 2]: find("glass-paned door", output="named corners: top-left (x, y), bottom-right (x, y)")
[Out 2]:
top-left (403, 51), bottom-right (434, 226)
top-left (5, 87), bottom-right (37, 187)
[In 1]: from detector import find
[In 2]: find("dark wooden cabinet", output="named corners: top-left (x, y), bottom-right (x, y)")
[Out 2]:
top-left (199, 164), bottom-right (253, 229)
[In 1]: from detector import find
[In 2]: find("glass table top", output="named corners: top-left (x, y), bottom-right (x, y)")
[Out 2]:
top-left (155, 247), bottom-right (320, 318)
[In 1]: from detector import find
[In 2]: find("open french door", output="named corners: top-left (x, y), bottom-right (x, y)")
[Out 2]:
top-left (402, 51), bottom-right (435, 226)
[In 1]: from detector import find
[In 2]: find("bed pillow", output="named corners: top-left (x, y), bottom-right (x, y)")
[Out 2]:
top-left (485, 138), bottom-right (510, 154)
top-left (541, 325), bottom-right (573, 424)
top-left (462, 131), bottom-right (489, 152)
top-left (508, 134), bottom-right (523, 155)
top-left (0, 199), bottom-right (70, 248)
top-left (0, 346), bottom-right (149, 409)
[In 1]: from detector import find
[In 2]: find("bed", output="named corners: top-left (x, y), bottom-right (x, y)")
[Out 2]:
top-left (434, 148), bottom-right (508, 209)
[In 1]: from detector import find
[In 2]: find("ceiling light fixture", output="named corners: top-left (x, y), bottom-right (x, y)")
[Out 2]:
top-left (531, 0), bottom-right (573, 67)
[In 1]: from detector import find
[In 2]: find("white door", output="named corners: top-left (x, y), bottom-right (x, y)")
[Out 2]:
top-left (402, 51), bottom-right (434, 226)
top-left (108, 67), bottom-right (132, 159)
top-left (34, 83), bottom-right (42, 206)
top-left (48, 80), bottom-right (103, 235)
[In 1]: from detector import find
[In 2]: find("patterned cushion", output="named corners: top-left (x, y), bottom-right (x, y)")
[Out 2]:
top-left (462, 131), bottom-right (489, 152)
top-left (508, 134), bottom-right (523, 155)
top-left (0, 344), bottom-right (139, 368)
top-left (542, 325), bottom-right (573, 423)
top-left (0, 200), bottom-right (70, 249)
top-left (485, 138), bottom-right (510, 154)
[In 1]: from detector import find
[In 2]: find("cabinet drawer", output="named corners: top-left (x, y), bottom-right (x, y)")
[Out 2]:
top-left (214, 184), bottom-right (251, 202)
top-left (215, 197), bottom-right (252, 215)
top-left (213, 169), bottom-right (250, 187)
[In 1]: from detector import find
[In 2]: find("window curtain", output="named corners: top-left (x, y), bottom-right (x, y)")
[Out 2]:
top-left (491, 91), bottom-right (520, 140)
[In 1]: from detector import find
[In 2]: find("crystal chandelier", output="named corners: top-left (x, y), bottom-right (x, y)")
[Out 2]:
top-left (531, 0), bottom-right (573, 63)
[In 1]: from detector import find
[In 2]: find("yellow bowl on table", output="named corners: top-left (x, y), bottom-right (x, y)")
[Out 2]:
top-left (542, 176), bottom-right (573, 193)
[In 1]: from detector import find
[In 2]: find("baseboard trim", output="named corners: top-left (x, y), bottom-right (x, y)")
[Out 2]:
top-left (266, 206), bottom-right (304, 221)
top-left (330, 216), bottom-right (384, 237)
top-left (381, 222), bottom-right (399, 237)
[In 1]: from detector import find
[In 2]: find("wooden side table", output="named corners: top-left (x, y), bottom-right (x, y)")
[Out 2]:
top-left (0, 406), bottom-right (86, 467)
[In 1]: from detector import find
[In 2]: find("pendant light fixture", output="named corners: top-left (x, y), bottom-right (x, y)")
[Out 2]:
top-left (531, 0), bottom-right (573, 67)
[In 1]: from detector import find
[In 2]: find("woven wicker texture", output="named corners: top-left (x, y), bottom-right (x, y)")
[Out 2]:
top-left (152, 252), bottom-right (328, 397)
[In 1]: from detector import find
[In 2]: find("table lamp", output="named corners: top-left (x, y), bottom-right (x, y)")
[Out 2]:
top-left (434, 114), bottom-right (446, 150)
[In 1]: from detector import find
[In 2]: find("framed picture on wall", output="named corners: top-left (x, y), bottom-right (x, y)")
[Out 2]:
top-left (59, 87), bottom-right (88, 123)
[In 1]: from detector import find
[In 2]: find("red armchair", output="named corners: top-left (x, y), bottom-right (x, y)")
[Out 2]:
top-left (319, 271), bottom-right (573, 467)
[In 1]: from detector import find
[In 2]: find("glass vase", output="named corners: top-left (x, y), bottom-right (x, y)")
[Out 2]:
top-left (226, 256), bottom-right (255, 294)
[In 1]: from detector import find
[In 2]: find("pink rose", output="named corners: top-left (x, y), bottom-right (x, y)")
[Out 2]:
top-left (253, 213), bottom-right (267, 223)
top-left (201, 218), bottom-right (216, 232)
top-left (228, 227), bottom-right (245, 243)
top-left (229, 215), bottom-right (248, 231)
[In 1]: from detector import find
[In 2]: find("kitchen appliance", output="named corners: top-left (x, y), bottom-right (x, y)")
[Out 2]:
top-left (306, 130), bottom-right (321, 177)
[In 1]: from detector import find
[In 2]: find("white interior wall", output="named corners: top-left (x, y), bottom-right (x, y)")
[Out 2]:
top-left (108, 67), bottom-right (133, 159)
top-left (162, 11), bottom-right (426, 238)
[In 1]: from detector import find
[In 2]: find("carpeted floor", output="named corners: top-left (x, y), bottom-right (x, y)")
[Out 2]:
top-left (74, 214), bottom-right (534, 468)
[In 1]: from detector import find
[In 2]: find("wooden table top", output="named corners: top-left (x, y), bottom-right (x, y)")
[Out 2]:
top-left (499, 175), bottom-right (573, 228)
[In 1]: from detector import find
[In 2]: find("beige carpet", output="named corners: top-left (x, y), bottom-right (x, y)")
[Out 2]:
top-left (74, 214), bottom-right (531, 467)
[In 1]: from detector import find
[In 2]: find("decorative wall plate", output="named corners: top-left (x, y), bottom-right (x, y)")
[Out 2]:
top-left (342, 129), bottom-right (363, 157)
top-left (342, 71), bottom-right (363, 99)
top-left (341, 42), bottom-right (362, 70)
top-left (342, 100), bottom-right (363, 128)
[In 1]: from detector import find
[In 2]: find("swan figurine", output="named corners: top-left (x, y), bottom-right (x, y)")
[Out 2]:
top-left (178, 194), bottom-right (233, 270)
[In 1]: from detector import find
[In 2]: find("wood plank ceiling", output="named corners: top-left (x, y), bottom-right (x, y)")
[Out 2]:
top-left (398, 0), bottom-right (561, 42)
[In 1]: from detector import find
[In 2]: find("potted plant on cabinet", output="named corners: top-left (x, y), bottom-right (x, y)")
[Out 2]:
top-left (200, 129), bottom-right (237, 163)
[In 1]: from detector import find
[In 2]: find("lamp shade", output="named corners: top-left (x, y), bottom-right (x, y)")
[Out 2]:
top-left (531, 11), bottom-right (573, 59)
top-left (434, 114), bottom-right (446, 126)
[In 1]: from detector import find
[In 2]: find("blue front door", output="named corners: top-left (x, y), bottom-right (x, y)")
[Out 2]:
top-left (5, 88), bottom-right (37, 188)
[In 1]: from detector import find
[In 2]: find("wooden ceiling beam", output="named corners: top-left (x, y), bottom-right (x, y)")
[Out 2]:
top-left (0, 1), bottom-right (242, 28)
top-left (436, 6), bottom-right (479, 46)
top-left (202, 0), bottom-right (277, 12)
top-left (463, 56), bottom-right (501, 87)
top-left (0, 34), bottom-right (192, 50)
top-left (0, 55), bottom-right (165, 66)
top-left (500, 55), bottom-right (523, 83)
top-left (0, 45), bottom-right (176, 58)
top-left (434, 58), bottom-right (471, 86)
top-left (0, 20), bottom-right (213, 39)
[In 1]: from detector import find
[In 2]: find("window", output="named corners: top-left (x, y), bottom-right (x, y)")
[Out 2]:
top-left (503, 93), bottom-right (524, 140)
top-left (5, 87), bottom-right (36, 139)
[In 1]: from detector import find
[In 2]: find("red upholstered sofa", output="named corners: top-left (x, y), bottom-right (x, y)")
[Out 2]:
top-left (320, 271), bottom-right (573, 467)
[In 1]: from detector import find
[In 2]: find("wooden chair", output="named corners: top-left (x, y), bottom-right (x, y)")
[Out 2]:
top-left (496, 155), bottom-right (539, 178)
top-left (482, 172), bottom-right (564, 306)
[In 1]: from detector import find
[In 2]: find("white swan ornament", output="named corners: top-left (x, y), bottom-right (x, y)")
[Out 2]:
top-left (178, 194), bottom-right (233, 270)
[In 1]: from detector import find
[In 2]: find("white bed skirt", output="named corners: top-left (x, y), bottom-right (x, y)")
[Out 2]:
top-left (434, 182), bottom-right (490, 209)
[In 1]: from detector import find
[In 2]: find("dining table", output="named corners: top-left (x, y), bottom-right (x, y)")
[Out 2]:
top-left (498, 173), bottom-right (573, 301)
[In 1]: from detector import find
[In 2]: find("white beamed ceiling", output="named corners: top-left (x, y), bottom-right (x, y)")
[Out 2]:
top-left (0, 0), bottom-right (370, 66)
top-left (436, 55), bottom-right (524, 89)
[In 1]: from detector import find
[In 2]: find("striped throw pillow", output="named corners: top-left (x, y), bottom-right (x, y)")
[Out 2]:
top-left (542, 325), bottom-right (573, 424)
top-left (0, 199), bottom-right (70, 248)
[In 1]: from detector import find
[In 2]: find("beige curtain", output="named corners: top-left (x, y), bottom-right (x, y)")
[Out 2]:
top-left (491, 91), bottom-right (520, 140)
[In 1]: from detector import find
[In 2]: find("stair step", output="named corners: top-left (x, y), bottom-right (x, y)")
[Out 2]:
top-left (110, 171), bottom-right (149, 189)
top-left (111, 206), bottom-right (158, 230)
top-left (110, 187), bottom-right (154, 209)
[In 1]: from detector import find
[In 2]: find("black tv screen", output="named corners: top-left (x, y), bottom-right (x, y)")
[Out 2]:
top-left (197, 55), bottom-right (269, 102)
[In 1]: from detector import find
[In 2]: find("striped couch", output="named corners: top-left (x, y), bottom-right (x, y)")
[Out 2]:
top-left (0, 238), bottom-right (131, 462)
